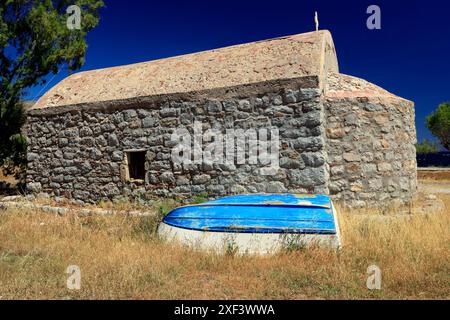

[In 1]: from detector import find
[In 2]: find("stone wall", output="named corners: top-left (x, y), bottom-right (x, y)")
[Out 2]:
top-left (26, 74), bottom-right (418, 207)
top-left (26, 77), bottom-right (329, 203)
top-left (325, 95), bottom-right (417, 207)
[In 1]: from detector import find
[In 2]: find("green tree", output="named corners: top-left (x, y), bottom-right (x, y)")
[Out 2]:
top-left (415, 139), bottom-right (439, 154)
top-left (426, 102), bottom-right (450, 151)
top-left (0, 0), bottom-right (104, 181)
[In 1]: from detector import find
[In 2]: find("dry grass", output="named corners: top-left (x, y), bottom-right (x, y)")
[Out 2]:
top-left (0, 167), bottom-right (19, 185)
top-left (418, 169), bottom-right (450, 181)
top-left (0, 192), bottom-right (449, 300)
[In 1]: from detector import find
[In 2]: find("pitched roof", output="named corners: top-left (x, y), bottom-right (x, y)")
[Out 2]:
top-left (325, 73), bottom-right (412, 104)
top-left (33, 30), bottom-right (338, 110)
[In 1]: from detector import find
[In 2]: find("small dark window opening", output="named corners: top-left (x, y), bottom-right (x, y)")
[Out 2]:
top-left (127, 151), bottom-right (145, 181)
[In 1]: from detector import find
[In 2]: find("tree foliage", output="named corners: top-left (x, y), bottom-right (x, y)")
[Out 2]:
top-left (426, 102), bottom-right (450, 151)
top-left (0, 0), bottom-right (104, 180)
top-left (415, 139), bottom-right (439, 154)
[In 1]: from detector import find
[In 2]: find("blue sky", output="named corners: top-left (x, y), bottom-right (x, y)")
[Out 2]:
top-left (25, 0), bottom-right (450, 144)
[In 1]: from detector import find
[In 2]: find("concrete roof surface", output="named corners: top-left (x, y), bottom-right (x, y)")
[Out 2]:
top-left (33, 30), bottom-right (338, 110)
top-left (325, 73), bottom-right (409, 101)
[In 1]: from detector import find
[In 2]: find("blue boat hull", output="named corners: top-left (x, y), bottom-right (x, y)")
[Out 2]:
top-left (161, 193), bottom-right (340, 235)
top-left (159, 194), bottom-right (342, 254)
top-left (163, 204), bottom-right (337, 234)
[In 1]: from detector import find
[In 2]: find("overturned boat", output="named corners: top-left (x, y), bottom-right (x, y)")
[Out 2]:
top-left (158, 194), bottom-right (342, 254)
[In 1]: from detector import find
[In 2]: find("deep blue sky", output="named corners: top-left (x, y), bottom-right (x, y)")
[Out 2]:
top-left (26, 0), bottom-right (450, 144)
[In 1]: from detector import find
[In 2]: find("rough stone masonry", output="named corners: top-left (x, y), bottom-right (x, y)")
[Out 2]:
top-left (25, 30), bottom-right (417, 207)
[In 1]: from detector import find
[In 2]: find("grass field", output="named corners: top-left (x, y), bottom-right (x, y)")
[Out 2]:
top-left (418, 169), bottom-right (450, 181)
top-left (0, 181), bottom-right (449, 299)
